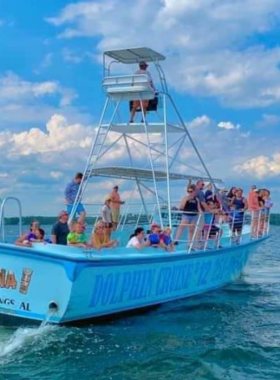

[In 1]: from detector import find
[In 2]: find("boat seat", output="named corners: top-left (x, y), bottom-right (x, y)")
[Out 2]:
top-left (103, 74), bottom-right (155, 101)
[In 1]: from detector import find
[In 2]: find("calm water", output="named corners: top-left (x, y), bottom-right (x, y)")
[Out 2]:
top-left (0, 226), bottom-right (280, 380)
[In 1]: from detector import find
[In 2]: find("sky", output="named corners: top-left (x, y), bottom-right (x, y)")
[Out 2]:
top-left (0, 0), bottom-right (280, 216)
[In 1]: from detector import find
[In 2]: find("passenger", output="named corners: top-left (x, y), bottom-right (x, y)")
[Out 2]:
top-left (15, 220), bottom-right (39, 247)
top-left (264, 189), bottom-right (273, 210)
top-left (35, 228), bottom-right (51, 243)
top-left (204, 201), bottom-right (222, 248)
top-left (174, 184), bottom-right (202, 246)
top-left (126, 227), bottom-right (148, 250)
top-left (51, 210), bottom-right (70, 245)
top-left (195, 180), bottom-right (210, 246)
top-left (220, 187), bottom-right (230, 212)
top-left (229, 204), bottom-right (245, 244)
top-left (147, 223), bottom-right (163, 248)
top-left (227, 187), bottom-right (237, 203)
top-left (102, 196), bottom-right (113, 238)
top-left (65, 172), bottom-right (86, 224)
top-left (110, 185), bottom-right (125, 231)
top-left (204, 183), bottom-right (220, 206)
top-left (129, 61), bottom-right (154, 123)
top-left (67, 222), bottom-right (88, 248)
top-left (249, 188), bottom-right (261, 237)
top-left (160, 227), bottom-right (174, 252)
top-left (258, 189), bottom-right (267, 236)
top-left (263, 189), bottom-right (273, 234)
top-left (91, 221), bottom-right (118, 250)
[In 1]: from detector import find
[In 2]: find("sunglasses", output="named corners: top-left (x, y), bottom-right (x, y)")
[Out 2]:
top-left (188, 190), bottom-right (194, 193)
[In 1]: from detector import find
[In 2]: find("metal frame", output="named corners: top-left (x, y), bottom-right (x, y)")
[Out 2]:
top-left (69, 47), bottom-right (222, 228)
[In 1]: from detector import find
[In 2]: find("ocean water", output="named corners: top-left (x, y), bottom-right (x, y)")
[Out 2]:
top-left (0, 226), bottom-right (279, 380)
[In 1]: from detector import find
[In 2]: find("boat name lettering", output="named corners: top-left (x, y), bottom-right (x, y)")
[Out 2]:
top-left (0, 268), bottom-right (33, 294)
top-left (90, 263), bottom-right (195, 308)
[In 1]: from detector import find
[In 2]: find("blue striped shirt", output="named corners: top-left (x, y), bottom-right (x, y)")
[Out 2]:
top-left (65, 181), bottom-right (80, 203)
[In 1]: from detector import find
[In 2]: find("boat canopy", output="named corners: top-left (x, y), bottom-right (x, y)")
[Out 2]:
top-left (104, 47), bottom-right (166, 64)
top-left (88, 166), bottom-right (223, 183)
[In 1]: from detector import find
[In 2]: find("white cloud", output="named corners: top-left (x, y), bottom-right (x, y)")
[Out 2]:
top-left (0, 72), bottom-right (76, 104)
top-left (47, 0), bottom-right (280, 108)
top-left (218, 121), bottom-right (240, 130)
top-left (0, 72), bottom-right (80, 127)
top-left (0, 114), bottom-right (93, 162)
top-left (235, 153), bottom-right (280, 179)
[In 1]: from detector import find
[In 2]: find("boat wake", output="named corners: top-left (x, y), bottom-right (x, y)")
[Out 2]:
top-left (0, 321), bottom-right (58, 363)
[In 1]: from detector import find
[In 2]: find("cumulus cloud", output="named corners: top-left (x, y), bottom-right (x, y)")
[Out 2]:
top-left (1, 114), bottom-right (92, 157)
top-left (235, 153), bottom-right (280, 179)
top-left (47, 0), bottom-right (280, 108)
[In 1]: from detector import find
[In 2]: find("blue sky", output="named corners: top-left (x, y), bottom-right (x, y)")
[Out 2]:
top-left (0, 0), bottom-right (280, 215)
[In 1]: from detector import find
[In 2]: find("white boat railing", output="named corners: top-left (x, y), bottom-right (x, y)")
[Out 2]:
top-left (82, 202), bottom-right (270, 252)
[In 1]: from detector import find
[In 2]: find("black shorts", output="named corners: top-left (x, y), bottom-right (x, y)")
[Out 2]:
top-left (209, 225), bottom-right (220, 237)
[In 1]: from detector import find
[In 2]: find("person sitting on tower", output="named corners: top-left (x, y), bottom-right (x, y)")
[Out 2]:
top-left (129, 61), bottom-right (154, 124)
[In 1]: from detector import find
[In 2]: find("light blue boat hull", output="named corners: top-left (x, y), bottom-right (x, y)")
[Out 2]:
top-left (0, 239), bottom-right (265, 324)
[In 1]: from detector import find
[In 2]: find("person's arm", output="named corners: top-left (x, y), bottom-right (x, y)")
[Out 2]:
top-left (15, 233), bottom-right (31, 247)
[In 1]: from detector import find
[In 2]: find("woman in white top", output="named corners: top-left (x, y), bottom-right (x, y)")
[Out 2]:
top-left (126, 227), bottom-right (148, 250)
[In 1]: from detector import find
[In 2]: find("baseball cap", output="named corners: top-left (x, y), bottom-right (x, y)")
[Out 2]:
top-left (151, 222), bottom-right (160, 228)
top-left (221, 187), bottom-right (228, 192)
top-left (139, 61), bottom-right (148, 67)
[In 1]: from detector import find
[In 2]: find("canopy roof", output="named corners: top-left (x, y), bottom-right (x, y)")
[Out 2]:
top-left (88, 166), bottom-right (223, 183)
top-left (104, 47), bottom-right (165, 64)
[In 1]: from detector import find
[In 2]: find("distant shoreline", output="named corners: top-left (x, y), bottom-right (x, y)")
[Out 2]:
top-left (4, 214), bottom-right (280, 226)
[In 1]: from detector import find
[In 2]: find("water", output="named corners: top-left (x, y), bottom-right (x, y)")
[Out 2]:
top-left (0, 226), bottom-right (280, 379)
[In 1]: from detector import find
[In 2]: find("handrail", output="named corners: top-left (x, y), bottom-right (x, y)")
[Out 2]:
top-left (0, 197), bottom-right (22, 242)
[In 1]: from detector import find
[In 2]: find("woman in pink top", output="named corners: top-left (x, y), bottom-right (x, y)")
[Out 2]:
top-left (248, 185), bottom-right (259, 211)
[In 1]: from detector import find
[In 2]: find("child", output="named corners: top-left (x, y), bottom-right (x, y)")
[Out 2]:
top-left (160, 227), bottom-right (174, 252)
top-left (67, 222), bottom-right (88, 248)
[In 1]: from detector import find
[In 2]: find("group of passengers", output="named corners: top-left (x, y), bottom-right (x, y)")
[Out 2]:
top-left (175, 181), bottom-right (272, 247)
top-left (15, 171), bottom-right (272, 251)
top-left (126, 224), bottom-right (174, 251)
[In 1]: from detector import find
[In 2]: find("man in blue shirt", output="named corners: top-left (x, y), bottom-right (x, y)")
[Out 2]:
top-left (65, 172), bottom-right (86, 223)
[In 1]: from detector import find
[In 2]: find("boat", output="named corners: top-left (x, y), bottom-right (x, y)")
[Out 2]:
top-left (0, 47), bottom-right (270, 324)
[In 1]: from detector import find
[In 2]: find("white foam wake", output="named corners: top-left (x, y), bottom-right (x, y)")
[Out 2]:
top-left (0, 321), bottom-right (57, 360)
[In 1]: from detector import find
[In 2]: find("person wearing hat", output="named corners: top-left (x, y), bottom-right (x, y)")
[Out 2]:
top-left (109, 185), bottom-right (125, 231)
top-left (102, 195), bottom-right (113, 238)
top-left (129, 61), bottom-right (154, 123)
top-left (51, 210), bottom-right (70, 245)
